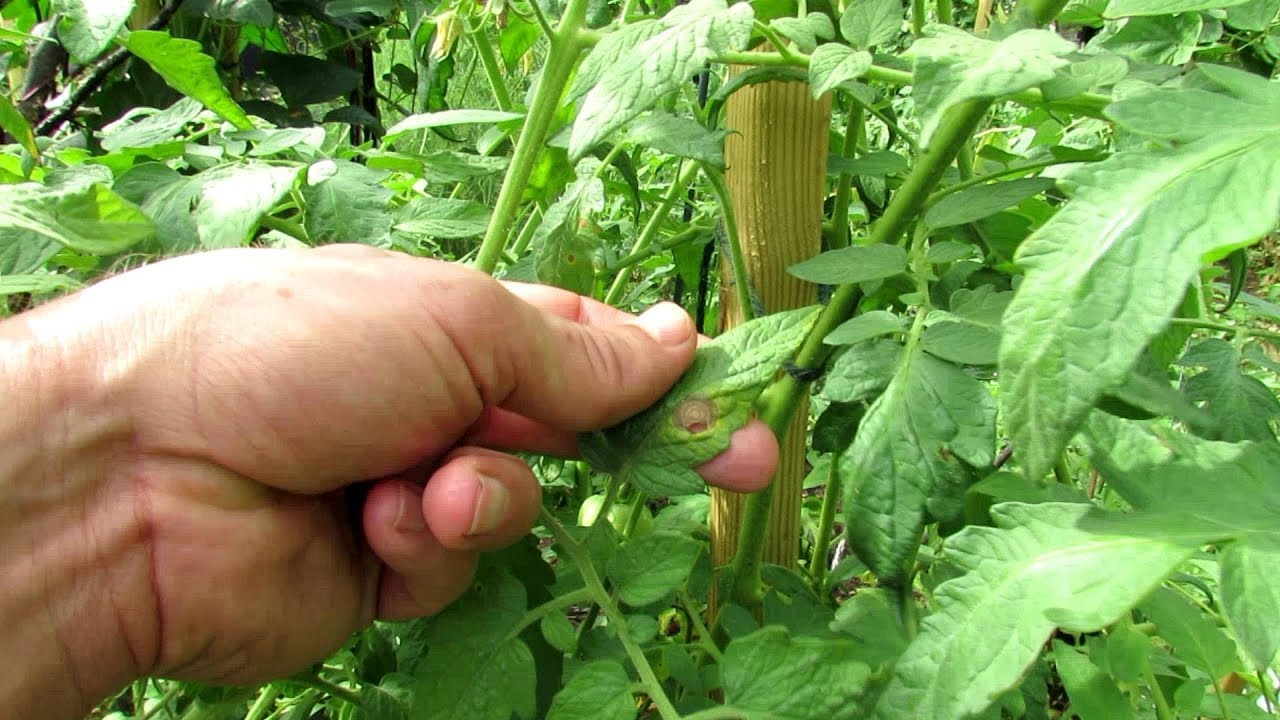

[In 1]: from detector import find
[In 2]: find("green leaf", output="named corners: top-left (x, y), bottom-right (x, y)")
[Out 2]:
top-left (1083, 420), bottom-right (1280, 671)
top-left (829, 588), bottom-right (911, 671)
top-left (808, 45), bottom-right (874, 99)
top-left (1220, 541), bottom-right (1280, 670)
top-left (873, 503), bottom-right (1202, 720)
top-left (624, 111), bottom-right (728, 167)
top-left (1051, 641), bottom-right (1134, 720)
top-left (908, 26), bottom-right (1074, 146)
top-left (839, 0), bottom-right (905, 49)
top-left (53, 0), bottom-right (133, 62)
top-left (722, 627), bottom-right (872, 720)
top-left (924, 178), bottom-right (1056, 229)
top-left (829, 150), bottom-right (909, 177)
top-left (567, 19), bottom-right (665, 104)
top-left (0, 273), bottom-right (82, 295)
top-left (580, 307), bottom-right (819, 496)
top-left (0, 181), bottom-right (153, 256)
top-left (843, 346), bottom-right (997, 582)
top-left (184, 0), bottom-right (275, 25)
top-left (120, 31), bottom-right (253, 130)
top-left (192, 163), bottom-right (299, 249)
top-left (539, 611), bottom-right (577, 654)
top-left (607, 531), bottom-right (702, 606)
top-left (771, 12), bottom-right (835, 52)
top-left (546, 661), bottom-right (636, 720)
top-left (920, 321), bottom-right (1000, 366)
top-left (410, 567), bottom-right (536, 720)
top-left (824, 310), bottom-right (908, 346)
top-left (395, 197), bottom-right (492, 239)
top-left (1177, 339), bottom-right (1280, 443)
top-left (999, 72), bottom-right (1280, 481)
top-left (1225, 0), bottom-right (1280, 29)
top-left (569, 0), bottom-right (754, 159)
top-left (384, 109), bottom-right (524, 141)
top-left (822, 339), bottom-right (903, 404)
top-left (1143, 588), bottom-right (1240, 678)
top-left (531, 165), bottom-right (605, 295)
top-left (1104, 0), bottom-right (1249, 17)
top-left (100, 97), bottom-right (207, 152)
top-left (1087, 14), bottom-right (1202, 65)
top-left (787, 244), bottom-right (907, 284)
top-left (0, 94), bottom-right (39, 158)
top-left (302, 161), bottom-right (393, 247)
top-left (261, 52), bottom-right (362, 107)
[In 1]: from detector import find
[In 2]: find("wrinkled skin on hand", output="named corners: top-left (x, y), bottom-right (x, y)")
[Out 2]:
top-left (0, 245), bottom-right (778, 717)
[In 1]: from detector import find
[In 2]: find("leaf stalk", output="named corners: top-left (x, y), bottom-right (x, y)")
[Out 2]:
top-left (474, 0), bottom-right (592, 274)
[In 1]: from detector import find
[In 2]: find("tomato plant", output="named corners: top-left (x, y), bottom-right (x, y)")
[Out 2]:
top-left (4, 0), bottom-right (1280, 718)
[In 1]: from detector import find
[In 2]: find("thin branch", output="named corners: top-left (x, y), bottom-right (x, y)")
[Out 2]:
top-left (36, 1), bottom-right (182, 136)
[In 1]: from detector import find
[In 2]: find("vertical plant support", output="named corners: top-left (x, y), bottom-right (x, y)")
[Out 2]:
top-left (711, 74), bottom-right (831, 588)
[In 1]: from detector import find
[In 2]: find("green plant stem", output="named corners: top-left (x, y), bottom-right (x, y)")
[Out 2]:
top-left (1169, 317), bottom-right (1280, 343)
top-left (912, 0), bottom-right (928, 34)
top-left (506, 587), bottom-right (595, 640)
top-left (509, 205), bottom-right (545, 258)
top-left (603, 161), bottom-right (700, 305)
top-left (468, 18), bottom-right (514, 112)
top-left (474, 0), bottom-right (591, 274)
top-left (1142, 661), bottom-right (1176, 720)
top-left (621, 492), bottom-right (647, 537)
top-left (541, 509), bottom-right (682, 720)
top-left (702, 165), bottom-right (755, 322)
top-left (713, 51), bottom-right (1111, 119)
top-left (243, 687), bottom-right (280, 720)
top-left (571, 475), bottom-right (622, 645)
top-left (808, 456), bottom-right (842, 591)
top-left (295, 675), bottom-right (363, 708)
top-left (727, 99), bottom-right (993, 611)
top-left (937, 0), bottom-right (955, 25)
top-left (1257, 671), bottom-right (1278, 711)
top-left (259, 215), bottom-right (309, 243)
top-left (608, 223), bottom-right (713, 273)
top-left (137, 681), bottom-right (185, 720)
top-left (830, 104), bottom-right (864, 251)
top-left (677, 591), bottom-right (725, 663)
top-left (529, 0), bottom-right (556, 38)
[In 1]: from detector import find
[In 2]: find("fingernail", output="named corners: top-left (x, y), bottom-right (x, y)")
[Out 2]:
top-left (634, 302), bottom-right (693, 347)
top-left (468, 474), bottom-right (510, 536)
top-left (394, 487), bottom-right (426, 533)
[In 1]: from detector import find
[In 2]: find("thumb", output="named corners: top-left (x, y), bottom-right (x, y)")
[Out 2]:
top-left (487, 294), bottom-right (698, 431)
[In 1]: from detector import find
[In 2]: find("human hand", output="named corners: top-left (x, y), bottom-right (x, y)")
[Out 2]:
top-left (0, 245), bottom-right (777, 715)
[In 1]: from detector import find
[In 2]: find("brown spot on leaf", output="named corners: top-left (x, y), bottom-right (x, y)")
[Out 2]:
top-left (673, 396), bottom-right (717, 434)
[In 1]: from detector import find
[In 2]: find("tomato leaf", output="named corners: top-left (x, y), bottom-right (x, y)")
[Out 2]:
top-left (842, 345), bottom-right (997, 582)
top-left (873, 502), bottom-right (1203, 719)
top-left (569, 0), bottom-right (754, 159)
top-left (722, 627), bottom-right (872, 720)
top-left (908, 26), bottom-right (1074, 146)
top-left (53, 0), bottom-right (133, 63)
top-left (580, 307), bottom-right (819, 496)
top-left (546, 662), bottom-right (636, 720)
top-left (120, 30), bottom-right (254, 130)
top-left (1000, 66), bottom-right (1280, 481)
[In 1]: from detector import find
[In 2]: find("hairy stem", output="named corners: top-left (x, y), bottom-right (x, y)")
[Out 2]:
top-left (702, 165), bottom-right (755, 322)
top-left (468, 17), bottom-right (514, 112)
top-left (603, 162), bottom-right (700, 305)
top-left (808, 457), bottom-right (842, 591)
top-left (541, 509), bottom-right (681, 720)
top-left (474, 0), bottom-right (591, 274)
top-left (505, 587), bottom-right (595, 641)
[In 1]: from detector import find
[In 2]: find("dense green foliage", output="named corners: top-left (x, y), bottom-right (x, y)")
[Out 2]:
top-left (3, 0), bottom-right (1280, 718)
